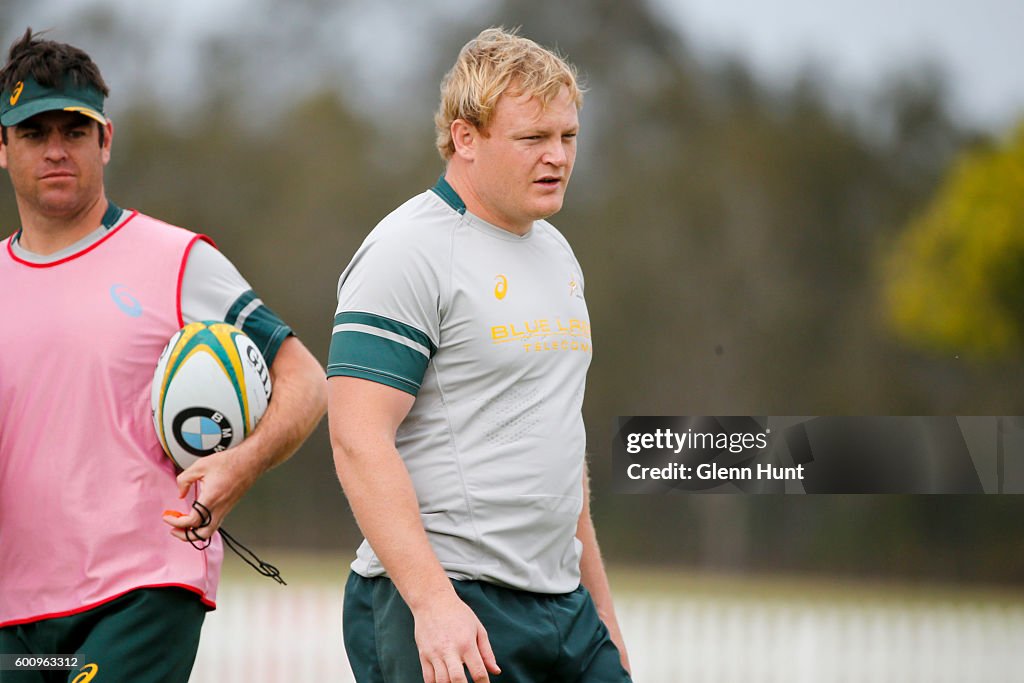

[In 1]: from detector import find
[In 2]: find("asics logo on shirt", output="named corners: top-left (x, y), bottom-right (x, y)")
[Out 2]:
top-left (110, 284), bottom-right (143, 318)
top-left (494, 274), bottom-right (508, 300)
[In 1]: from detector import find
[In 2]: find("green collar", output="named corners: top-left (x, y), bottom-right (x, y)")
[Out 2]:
top-left (101, 200), bottom-right (123, 229)
top-left (430, 175), bottom-right (466, 215)
top-left (11, 200), bottom-right (122, 244)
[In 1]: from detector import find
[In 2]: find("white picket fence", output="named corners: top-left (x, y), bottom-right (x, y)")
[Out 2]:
top-left (192, 585), bottom-right (1024, 682)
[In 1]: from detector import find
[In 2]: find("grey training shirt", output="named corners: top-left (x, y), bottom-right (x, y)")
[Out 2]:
top-left (328, 177), bottom-right (593, 594)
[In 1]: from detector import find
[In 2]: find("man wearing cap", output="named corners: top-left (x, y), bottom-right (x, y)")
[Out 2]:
top-left (0, 29), bottom-right (326, 681)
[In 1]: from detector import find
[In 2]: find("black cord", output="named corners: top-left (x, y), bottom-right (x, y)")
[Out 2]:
top-left (186, 500), bottom-right (212, 550)
top-left (220, 528), bottom-right (286, 585)
top-left (186, 501), bottom-right (286, 585)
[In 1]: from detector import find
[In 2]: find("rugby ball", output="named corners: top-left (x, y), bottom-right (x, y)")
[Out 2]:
top-left (151, 321), bottom-right (272, 470)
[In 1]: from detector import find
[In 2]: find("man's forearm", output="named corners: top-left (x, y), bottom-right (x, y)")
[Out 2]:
top-left (239, 336), bottom-right (327, 474)
top-left (167, 335), bottom-right (326, 538)
top-left (579, 517), bottom-right (627, 643)
top-left (330, 392), bottom-right (501, 682)
top-left (333, 435), bottom-right (456, 607)
top-left (578, 468), bottom-right (631, 673)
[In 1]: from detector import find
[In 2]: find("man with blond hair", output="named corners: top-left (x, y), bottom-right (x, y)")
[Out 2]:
top-left (328, 28), bottom-right (631, 682)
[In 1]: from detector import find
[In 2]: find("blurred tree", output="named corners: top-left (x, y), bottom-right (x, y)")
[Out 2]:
top-left (884, 123), bottom-right (1024, 359)
top-left (3, 0), bottom-right (1023, 586)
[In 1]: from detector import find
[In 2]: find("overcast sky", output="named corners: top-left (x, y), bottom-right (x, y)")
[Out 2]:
top-left (9, 0), bottom-right (1024, 132)
top-left (660, 0), bottom-right (1024, 131)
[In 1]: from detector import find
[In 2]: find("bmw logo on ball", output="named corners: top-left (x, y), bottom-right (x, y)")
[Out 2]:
top-left (172, 407), bottom-right (234, 457)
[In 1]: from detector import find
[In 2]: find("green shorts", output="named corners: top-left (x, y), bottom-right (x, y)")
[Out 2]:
top-left (0, 587), bottom-right (206, 683)
top-left (343, 572), bottom-right (632, 682)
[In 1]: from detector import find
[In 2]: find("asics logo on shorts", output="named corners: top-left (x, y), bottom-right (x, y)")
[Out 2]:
top-left (71, 664), bottom-right (99, 683)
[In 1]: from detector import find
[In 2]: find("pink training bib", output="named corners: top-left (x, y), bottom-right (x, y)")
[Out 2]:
top-left (0, 211), bottom-right (223, 627)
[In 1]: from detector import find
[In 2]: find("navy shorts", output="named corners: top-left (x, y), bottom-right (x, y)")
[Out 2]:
top-left (0, 587), bottom-right (206, 683)
top-left (343, 572), bottom-right (632, 682)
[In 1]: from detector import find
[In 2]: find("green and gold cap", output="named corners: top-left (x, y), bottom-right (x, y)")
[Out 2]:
top-left (0, 76), bottom-right (106, 126)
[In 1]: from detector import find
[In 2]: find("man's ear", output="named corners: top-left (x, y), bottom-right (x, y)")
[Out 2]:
top-left (100, 120), bottom-right (114, 165)
top-left (450, 119), bottom-right (480, 161)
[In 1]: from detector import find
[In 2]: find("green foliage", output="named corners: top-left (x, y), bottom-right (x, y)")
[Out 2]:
top-left (885, 123), bottom-right (1024, 358)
